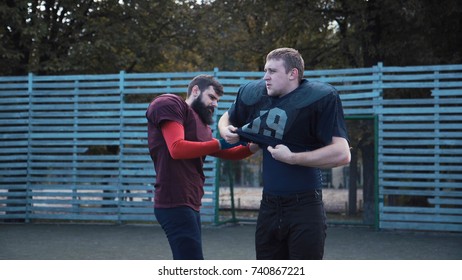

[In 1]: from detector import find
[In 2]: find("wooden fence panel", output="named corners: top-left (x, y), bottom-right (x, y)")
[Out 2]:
top-left (0, 75), bottom-right (30, 220)
top-left (377, 64), bottom-right (462, 232)
top-left (0, 71), bottom-right (220, 223)
top-left (1, 64), bottom-right (462, 231)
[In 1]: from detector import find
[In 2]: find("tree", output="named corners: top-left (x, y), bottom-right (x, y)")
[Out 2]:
top-left (0, 0), bottom-right (202, 75)
top-left (2, 0), bottom-right (460, 76)
top-left (328, 0), bottom-right (462, 67)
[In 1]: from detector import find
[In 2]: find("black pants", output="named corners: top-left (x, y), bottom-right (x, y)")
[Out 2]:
top-left (255, 190), bottom-right (327, 260)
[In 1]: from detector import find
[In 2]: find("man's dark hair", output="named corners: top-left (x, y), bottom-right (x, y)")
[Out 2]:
top-left (187, 74), bottom-right (224, 97)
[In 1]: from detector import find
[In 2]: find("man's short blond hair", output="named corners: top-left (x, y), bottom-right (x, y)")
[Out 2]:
top-left (266, 48), bottom-right (304, 82)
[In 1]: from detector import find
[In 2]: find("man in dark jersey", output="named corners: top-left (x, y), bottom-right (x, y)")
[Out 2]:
top-left (146, 75), bottom-right (258, 260)
top-left (219, 48), bottom-right (351, 259)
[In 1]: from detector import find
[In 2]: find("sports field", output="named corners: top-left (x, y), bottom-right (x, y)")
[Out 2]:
top-left (1, 223), bottom-right (461, 260)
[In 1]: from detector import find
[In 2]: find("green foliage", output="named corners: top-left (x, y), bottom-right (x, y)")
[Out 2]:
top-left (1, 0), bottom-right (461, 76)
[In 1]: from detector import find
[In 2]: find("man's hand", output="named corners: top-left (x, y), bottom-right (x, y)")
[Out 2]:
top-left (267, 144), bottom-right (294, 164)
top-left (220, 125), bottom-right (240, 144)
top-left (249, 143), bottom-right (260, 153)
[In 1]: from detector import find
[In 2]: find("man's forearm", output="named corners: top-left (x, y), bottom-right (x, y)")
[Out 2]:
top-left (291, 138), bottom-right (351, 168)
top-left (218, 111), bottom-right (231, 135)
top-left (267, 137), bottom-right (351, 168)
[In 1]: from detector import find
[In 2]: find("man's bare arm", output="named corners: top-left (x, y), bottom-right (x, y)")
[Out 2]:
top-left (267, 136), bottom-right (351, 168)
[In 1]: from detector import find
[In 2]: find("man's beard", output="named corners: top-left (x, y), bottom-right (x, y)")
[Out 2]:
top-left (191, 96), bottom-right (214, 125)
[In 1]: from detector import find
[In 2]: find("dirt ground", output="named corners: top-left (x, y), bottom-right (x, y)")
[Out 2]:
top-left (219, 187), bottom-right (363, 213)
top-left (1, 222), bottom-right (461, 260)
top-left (2, 187), bottom-right (460, 260)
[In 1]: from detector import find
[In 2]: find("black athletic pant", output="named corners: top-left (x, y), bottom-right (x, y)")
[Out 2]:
top-left (255, 190), bottom-right (327, 260)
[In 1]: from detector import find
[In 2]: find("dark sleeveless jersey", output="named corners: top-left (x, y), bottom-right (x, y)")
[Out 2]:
top-left (228, 79), bottom-right (349, 195)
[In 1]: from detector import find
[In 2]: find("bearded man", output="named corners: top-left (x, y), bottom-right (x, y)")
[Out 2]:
top-left (146, 74), bottom-right (258, 259)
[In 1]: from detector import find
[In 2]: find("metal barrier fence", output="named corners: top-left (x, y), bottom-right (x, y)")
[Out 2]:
top-left (1, 64), bottom-right (461, 231)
